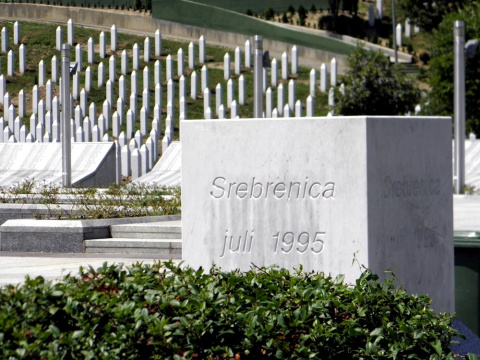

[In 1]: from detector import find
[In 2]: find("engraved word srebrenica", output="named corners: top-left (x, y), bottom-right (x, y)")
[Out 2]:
top-left (210, 176), bottom-right (336, 200)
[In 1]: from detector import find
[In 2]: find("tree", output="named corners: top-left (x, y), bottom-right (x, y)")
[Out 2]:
top-left (328, 0), bottom-right (341, 16)
top-left (288, 4), bottom-right (295, 15)
top-left (298, 5), bottom-right (307, 26)
top-left (425, 1), bottom-right (480, 134)
top-left (333, 46), bottom-right (420, 116)
top-left (397, 0), bottom-right (464, 32)
top-left (264, 7), bottom-right (275, 20)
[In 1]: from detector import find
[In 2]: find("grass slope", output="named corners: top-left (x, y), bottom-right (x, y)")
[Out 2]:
top-left (152, 0), bottom-right (354, 56)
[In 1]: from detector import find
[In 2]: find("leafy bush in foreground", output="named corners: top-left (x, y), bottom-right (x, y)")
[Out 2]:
top-left (0, 262), bottom-right (467, 359)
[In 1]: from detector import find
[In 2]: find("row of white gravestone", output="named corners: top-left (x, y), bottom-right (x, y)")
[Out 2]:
top-left (0, 108), bottom-right (165, 143)
top-left (0, 69), bottom-right (335, 135)
top-left (0, 63), bottom-right (335, 138)
top-left (0, 22), bottom-right (21, 53)
top-left (0, 19), bottom-right (342, 139)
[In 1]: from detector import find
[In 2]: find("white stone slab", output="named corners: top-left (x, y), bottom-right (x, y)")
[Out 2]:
top-left (134, 141), bottom-right (181, 186)
top-left (0, 142), bottom-right (116, 187)
top-left (181, 116), bottom-right (454, 313)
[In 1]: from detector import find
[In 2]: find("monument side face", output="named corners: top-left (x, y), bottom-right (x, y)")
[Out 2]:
top-left (182, 116), bottom-right (453, 313)
top-left (365, 117), bottom-right (453, 313)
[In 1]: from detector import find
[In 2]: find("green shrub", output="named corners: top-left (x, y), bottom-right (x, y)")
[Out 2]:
top-left (264, 7), bottom-right (275, 20)
top-left (0, 261), bottom-right (470, 359)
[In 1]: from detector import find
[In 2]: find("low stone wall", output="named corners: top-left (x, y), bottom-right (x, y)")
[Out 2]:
top-left (0, 214), bottom-right (181, 253)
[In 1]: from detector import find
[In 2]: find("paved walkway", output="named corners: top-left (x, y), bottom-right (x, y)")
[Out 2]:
top-left (0, 252), bottom-right (176, 287)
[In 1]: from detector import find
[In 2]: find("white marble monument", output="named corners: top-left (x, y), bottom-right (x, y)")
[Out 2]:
top-left (182, 116), bottom-right (454, 313)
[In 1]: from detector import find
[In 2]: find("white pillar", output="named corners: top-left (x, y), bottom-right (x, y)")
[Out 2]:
top-left (155, 29), bottom-right (162, 57)
top-left (67, 18), bottom-right (74, 45)
top-left (189, 42), bottom-right (195, 70)
top-left (291, 45), bottom-right (298, 75)
top-left (199, 35), bottom-right (205, 64)
top-left (111, 24), bottom-right (117, 52)
top-left (144, 37), bottom-right (150, 63)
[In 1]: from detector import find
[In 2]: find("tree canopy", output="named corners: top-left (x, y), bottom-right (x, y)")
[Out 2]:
top-left (424, 1), bottom-right (480, 134)
top-left (397, 0), bottom-right (464, 32)
top-left (333, 46), bottom-right (420, 116)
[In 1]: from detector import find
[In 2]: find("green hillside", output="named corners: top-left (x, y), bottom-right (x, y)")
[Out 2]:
top-left (152, 0), bottom-right (354, 55)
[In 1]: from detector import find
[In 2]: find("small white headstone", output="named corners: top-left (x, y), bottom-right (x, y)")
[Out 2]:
top-left (132, 149), bottom-right (142, 180)
top-left (18, 90), bottom-right (26, 119)
top-left (131, 70), bottom-right (138, 96)
top-left (191, 71), bottom-right (197, 100)
top-left (239, 75), bottom-right (245, 106)
top-left (13, 21), bottom-right (20, 46)
top-left (126, 109), bottom-right (135, 139)
top-left (121, 50), bottom-right (128, 75)
top-left (140, 144), bottom-right (150, 175)
top-left (215, 83), bottom-right (222, 115)
top-left (288, 79), bottom-right (296, 110)
top-left (112, 111), bottom-right (120, 138)
top-left (109, 56), bottom-right (116, 83)
top-left (83, 116), bottom-right (92, 142)
top-left (56, 26), bottom-right (62, 51)
top-left (177, 48), bottom-right (184, 77)
top-left (320, 63), bottom-right (328, 93)
top-left (19, 44), bottom-right (26, 74)
top-left (133, 43), bottom-right (139, 70)
top-left (51, 55), bottom-right (58, 83)
top-left (281, 52), bottom-right (288, 80)
top-left (244, 39), bottom-right (251, 68)
top-left (291, 46), bottom-right (298, 75)
top-left (155, 29), bottom-right (162, 57)
top-left (331, 58), bottom-right (337, 87)
top-left (154, 60), bottom-right (161, 86)
top-left (7, 50), bottom-right (15, 76)
top-left (99, 31), bottom-right (106, 59)
top-left (198, 35), bottom-right (206, 64)
top-left (143, 66), bottom-right (150, 91)
top-left (98, 62), bottom-right (105, 87)
top-left (235, 47), bottom-right (241, 75)
top-left (271, 58), bottom-right (278, 87)
top-left (224, 53), bottom-right (230, 80)
top-left (266, 87), bottom-right (273, 118)
top-left (111, 24), bottom-right (117, 52)
top-left (76, 43), bottom-right (83, 72)
top-left (405, 18), bottom-right (412, 38)
top-left (1, 27), bottom-right (8, 53)
top-left (277, 83), bottom-right (284, 116)
top-left (85, 67), bottom-right (92, 93)
top-left (144, 37), bottom-right (150, 63)
top-left (121, 145), bottom-right (131, 176)
top-left (295, 100), bottom-right (302, 117)
top-left (189, 42), bottom-right (195, 70)
top-left (396, 24), bottom-right (403, 47)
top-left (67, 19), bottom-right (74, 45)
top-left (227, 79), bottom-right (234, 109)
top-left (310, 69), bottom-right (316, 98)
top-left (166, 55), bottom-right (173, 82)
top-left (201, 65), bottom-right (208, 92)
top-left (306, 95), bottom-right (314, 117)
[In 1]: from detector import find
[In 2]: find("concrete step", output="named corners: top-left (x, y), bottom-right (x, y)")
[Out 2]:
top-left (84, 238), bottom-right (182, 258)
top-left (110, 221), bottom-right (182, 239)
